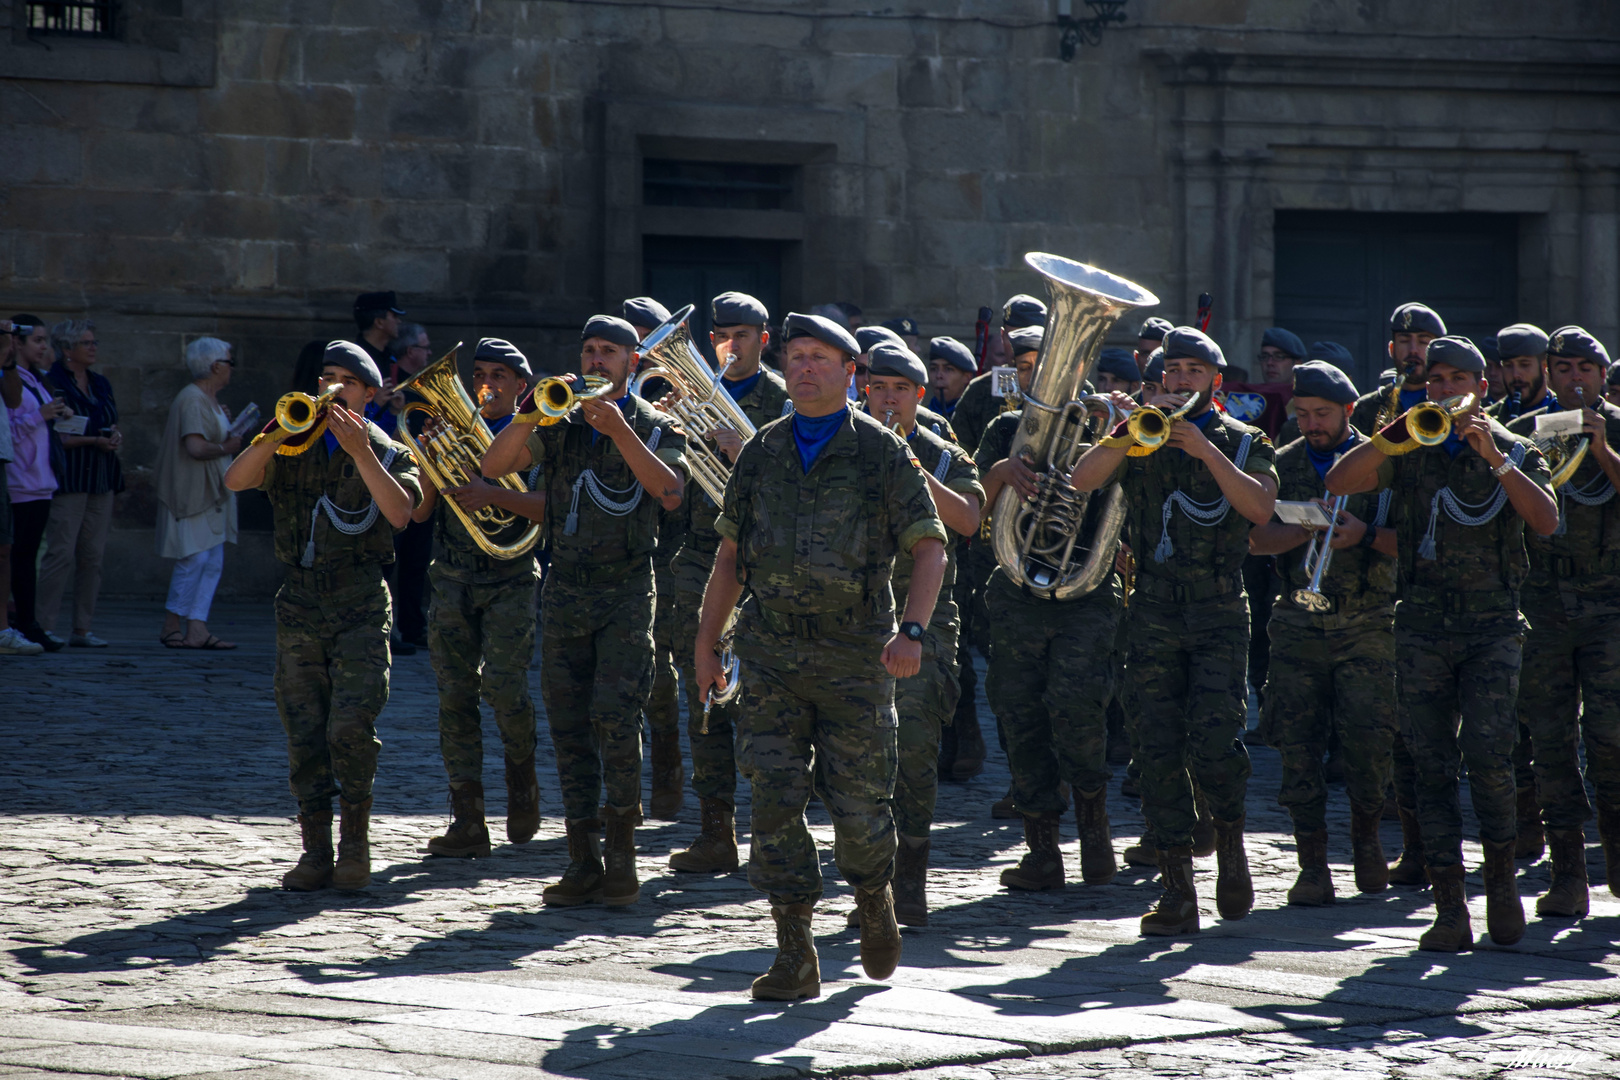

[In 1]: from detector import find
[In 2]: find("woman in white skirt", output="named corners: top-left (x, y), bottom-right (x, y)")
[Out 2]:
top-left (155, 337), bottom-right (241, 649)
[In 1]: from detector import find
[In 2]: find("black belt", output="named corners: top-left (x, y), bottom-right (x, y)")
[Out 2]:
top-left (756, 598), bottom-right (881, 638)
top-left (1280, 590), bottom-right (1391, 617)
top-left (547, 557), bottom-right (651, 587)
top-left (1400, 585), bottom-right (1518, 615)
top-left (1132, 571), bottom-right (1244, 605)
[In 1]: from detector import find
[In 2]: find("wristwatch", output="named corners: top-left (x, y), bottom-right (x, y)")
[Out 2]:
top-left (1492, 458), bottom-right (1515, 478)
top-left (898, 620), bottom-right (925, 642)
top-left (1359, 524), bottom-right (1378, 551)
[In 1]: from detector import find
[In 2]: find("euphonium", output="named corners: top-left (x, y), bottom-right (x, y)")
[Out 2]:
top-left (989, 253), bottom-right (1160, 600)
top-left (1371, 393), bottom-right (1477, 455)
top-left (1098, 392), bottom-right (1203, 456)
top-left (628, 304), bottom-right (758, 505)
top-left (514, 374), bottom-right (614, 426)
top-left (271, 384), bottom-right (341, 456)
top-left (396, 344), bottom-right (541, 560)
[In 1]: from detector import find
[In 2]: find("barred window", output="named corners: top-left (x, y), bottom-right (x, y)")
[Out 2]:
top-left (27, 0), bottom-right (116, 37)
top-left (643, 160), bottom-right (796, 212)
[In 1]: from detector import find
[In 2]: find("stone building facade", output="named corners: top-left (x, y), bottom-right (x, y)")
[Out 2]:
top-left (2, 0), bottom-right (1617, 597)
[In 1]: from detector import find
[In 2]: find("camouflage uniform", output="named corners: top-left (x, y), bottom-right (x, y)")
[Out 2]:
top-left (1370, 421), bottom-right (1551, 868)
top-left (425, 452), bottom-right (541, 787)
top-left (526, 399), bottom-right (688, 820)
top-left (715, 409), bottom-right (945, 906)
top-left (1508, 403), bottom-right (1620, 829)
top-left (976, 412), bottom-right (1121, 813)
top-left (261, 427), bottom-right (422, 816)
top-left (1257, 436), bottom-right (1398, 834)
top-left (1113, 411), bottom-right (1277, 848)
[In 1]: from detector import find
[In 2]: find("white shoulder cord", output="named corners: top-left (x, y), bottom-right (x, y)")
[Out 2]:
top-left (1417, 443), bottom-right (1526, 560)
top-left (932, 446), bottom-right (953, 481)
top-left (302, 446), bottom-right (398, 568)
top-left (1153, 433), bottom-right (1253, 563)
top-left (1554, 466), bottom-right (1615, 536)
top-left (563, 427), bottom-right (662, 536)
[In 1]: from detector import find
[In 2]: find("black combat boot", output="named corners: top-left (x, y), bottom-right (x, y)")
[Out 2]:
top-left (1074, 787), bottom-right (1117, 885)
top-left (1349, 800), bottom-right (1389, 893)
top-left (1536, 827), bottom-right (1589, 918)
top-left (1418, 863), bottom-right (1472, 952)
top-left (1141, 847), bottom-right (1199, 936)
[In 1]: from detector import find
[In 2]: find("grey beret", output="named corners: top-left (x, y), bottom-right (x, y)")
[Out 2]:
top-left (1002, 294), bottom-right (1047, 329)
top-left (784, 311), bottom-right (861, 358)
top-left (1548, 325), bottom-right (1611, 369)
top-left (1007, 326), bottom-right (1044, 356)
top-left (1096, 347), bottom-right (1141, 384)
top-left (711, 291), bottom-right (768, 328)
top-left (1479, 335), bottom-right (1500, 363)
top-left (1424, 336), bottom-right (1486, 375)
top-left (1497, 323), bottom-right (1550, 360)
top-left (1389, 302), bottom-right (1446, 339)
top-left (323, 341), bottom-right (383, 389)
top-left (1261, 327), bottom-right (1306, 359)
top-left (881, 316), bottom-right (919, 338)
top-left (1307, 340), bottom-right (1354, 367)
top-left (1142, 348), bottom-right (1165, 384)
top-left (1291, 359), bottom-right (1358, 405)
top-left (866, 342), bottom-right (929, 385)
top-left (1162, 326), bottom-right (1225, 369)
top-left (582, 314), bottom-right (640, 349)
top-left (1608, 365), bottom-right (1620, 386)
top-left (474, 337), bottom-right (532, 378)
top-left (855, 325), bottom-right (905, 354)
top-left (1138, 316), bottom-right (1173, 342)
top-left (929, 335), bottom-right (976, 373)
top-left (621, 297), bottom-right (671, 332)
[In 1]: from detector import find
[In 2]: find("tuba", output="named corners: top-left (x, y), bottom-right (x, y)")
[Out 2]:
top-left (629, 304), bottom-right (758, 505)
top-left (989, 253), bottom-right (1160, 600)
top-left (397, 345), bottom-right (542, 560)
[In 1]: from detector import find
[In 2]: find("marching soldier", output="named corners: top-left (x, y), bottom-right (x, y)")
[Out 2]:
top-left (622, 297), bottom-right (672, 340)
top-left (1094, 348), bottom-right (1143, 397)
top-left (925, 335), bottom-right (978, 424)
top-left (950, 294), bottom-right (1048, 456)
top-left (414, 339), bottom-right (544, 859)
top-left (1071, 327), bottom-right (1279, 937)
top-left (1349, 303), bottom-right (1446, 436)
top-left (694, 312), bottom-right (947, 1001)
top-left (858, 342), bottom-right (983, 923)
top-left (1507, 326), bottom-right (1620, 918)
top-left (855, 327), bottom-right (958, 442)
top-left (223, 342), bottom-right (422, 892)
top-left (1248, 361), bottom-right (1399, 905)
top-left (664, 292), bottom-right (791, 874)
top-left (1328, 336), bottom-right (1558, 952)
top-left (1486, 324), bottom-right (1556, 422)
top-left (482, 315), bottom-right (688, 908)
top-left (1134, 317), bottom-right (1172, 374)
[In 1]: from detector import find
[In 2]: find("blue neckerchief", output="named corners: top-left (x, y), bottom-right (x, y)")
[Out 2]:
top-left (1174, 407), bottom-right (1217, 459)
top-left (1442, 430), bottom-right (1467, 458)
top-left (1399, 387), bottom-right (1427, 412)
top-left (323, 401), bottom-right (380, 455)
top-left (792, 408), bottom-right (848, 473)
top-left (486, 412), bottom-right (514, 436)
top-left (930, 394), bottom-right (958, 417)
top-left (1307, 432), bottom-right (1358, 481)
top-left (1526, 390), bottom-right (1557, 416)
top-left (590, 395), bottom-right (632, 445)
top-left (721, 370), bottom-right (763, 402)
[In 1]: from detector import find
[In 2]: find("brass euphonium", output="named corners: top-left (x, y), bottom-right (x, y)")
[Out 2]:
top-left (989, 253), bottom-right (1160, 600)
top-left (396, 344), bottom-right (541, 560)
top-left (629, 303), bottom-right (758, 505)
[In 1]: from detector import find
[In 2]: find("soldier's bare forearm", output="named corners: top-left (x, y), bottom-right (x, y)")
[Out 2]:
top-left (355, 454), bottom-right (415, 529)
top-left (923, 473), bottom-right (980, 537)
top-left (481, 421), bottom-right (533, 478)
top-left (223, 437), bottom-right (278, 491)
top-left (411, 481), bottom-right (439, 523)
top-left (1501, 469), bottom-right (1559, 536)
top-left (1201, 449), bottom-right (1277, 525)
top-left (1249, 521), bottom-right (1309, 556)
top-left (1070, 444), bottom-right (1127, 493)
top-left (696, 539), bottom-right (745, 655)
top-left (1325, 440), bottom-right (1383, 496)
top-left (614, 430), bottom-right (684, 511)
top-left (899, 537), bottom-right (946, 627)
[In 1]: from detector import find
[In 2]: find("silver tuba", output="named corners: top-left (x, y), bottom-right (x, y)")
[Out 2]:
top-left (630, 304), bottom-right (757, 505)
top-left (989, 253), bottom-right (1160, 600)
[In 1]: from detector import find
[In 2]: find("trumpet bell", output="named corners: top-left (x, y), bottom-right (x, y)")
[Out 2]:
top-left (517, 375), bottom-right (614, 425)
top-left (1290, 587), bottom-right (1334, 613)
top-left (271, 385), bottom-right (341, 456)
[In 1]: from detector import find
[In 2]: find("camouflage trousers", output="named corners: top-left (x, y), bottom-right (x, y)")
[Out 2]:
top-left (426, 567), bottom-right (538, 786)
top-left (987, 580), bottom-right (1119, 814)
top-left (1129, 595), bottom-right (1252, 848)
top-left (1258, 608), bottom-right (1397, 834)
top-left (540, 572), bottom-right (655, 820)
top-left (274, 566), bottom-right (391, 817)
top-left (735, 621), bottom-right (898, 907)
top-left (1518, 600), bottom-right (1620, 828)
top-left (664, 556), bottom-right (742, 806)
top-left (894, 624), bottom-right (961, 837)
top-left (1398, 623), bottom-right (1523, 868)
top-left (645, 576), bottom-right (682, 740)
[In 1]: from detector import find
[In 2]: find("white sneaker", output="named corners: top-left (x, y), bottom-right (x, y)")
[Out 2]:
top-left (0, 628), bottom-right (45, 655)
top-left (69, 632), bottom-right (109, 648)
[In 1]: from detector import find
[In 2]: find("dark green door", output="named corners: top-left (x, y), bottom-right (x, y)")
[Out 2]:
top-left (642, 236), bottom-right (784, 362)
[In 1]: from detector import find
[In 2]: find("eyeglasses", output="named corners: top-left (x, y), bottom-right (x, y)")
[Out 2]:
top-left (76, 339), bottom-right (99, 347)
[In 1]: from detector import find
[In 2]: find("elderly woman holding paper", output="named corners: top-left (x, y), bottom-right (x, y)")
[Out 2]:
top-left (155, 337), bottom-right (242, 649)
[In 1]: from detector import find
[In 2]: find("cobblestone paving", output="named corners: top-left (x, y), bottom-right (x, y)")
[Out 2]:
top-left (3, 600), bottom-right (1619, 1079)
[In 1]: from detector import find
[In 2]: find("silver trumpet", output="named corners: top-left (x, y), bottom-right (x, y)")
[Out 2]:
top-left (1291, 495), bottom-right (1348, 613)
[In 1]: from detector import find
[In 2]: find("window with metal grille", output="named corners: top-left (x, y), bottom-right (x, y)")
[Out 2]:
top-left (643, 160), bottom-right (795, 211)
top-left (27, 0), bottom-right (117, 37)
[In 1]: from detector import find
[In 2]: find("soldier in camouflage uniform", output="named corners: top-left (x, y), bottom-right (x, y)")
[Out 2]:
top-left (1249, 361), bottom-right (1400, 906)
top-left (856, 342), bottom-right (983, 925)
top-left (1072, 327), bottom-right (1279, 937)
top-left (695, 312), bottom-right (947, 1001)
top-left (1328, 336), bottom-right (1558, 952)
top-left (412, 339), bottom-right (544, 860)
top-left (1507, 326), bottom-right (1620, 918)
top-left (482, 314), bottom-right (688, 909)
top-left (663, 292), bottom-right (792, 875)
top-left (976, 337), bottom-right (1123, 895)
top-left (224, 341), bottom-right (422, 893)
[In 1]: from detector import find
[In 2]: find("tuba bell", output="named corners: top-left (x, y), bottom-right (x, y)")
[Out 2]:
top-left (989, 253), bottom-right (1160, 600)
top-left (397, 344), bottom-right (542, 560)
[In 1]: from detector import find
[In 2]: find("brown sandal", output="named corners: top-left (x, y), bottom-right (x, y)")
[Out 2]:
top-left (160, 631), bottom-right (187, 649)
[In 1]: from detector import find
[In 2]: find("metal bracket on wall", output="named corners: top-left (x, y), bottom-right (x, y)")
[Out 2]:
top-left (1058, 0), bottom-right (1128, 60)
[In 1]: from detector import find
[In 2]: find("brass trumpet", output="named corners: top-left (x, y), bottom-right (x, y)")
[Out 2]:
top-left (1099, 393), bottom-right (1203, 457)
top-left (270, 384), bottom-right (342, 456)
top-left (1542, 387), bottom-right (1592, 489)
top-left (1371, 393), bottom-right (1477, 455)
top-left (514, 374), bottom-right (614, 426)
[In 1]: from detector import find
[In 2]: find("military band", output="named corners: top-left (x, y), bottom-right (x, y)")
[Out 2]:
top-left (236, 268), bottom-right (1620, 995)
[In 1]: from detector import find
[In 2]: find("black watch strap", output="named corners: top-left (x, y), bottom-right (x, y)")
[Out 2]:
top-left (1359, 524), bottom-right (1378, 550)
top-left (899, 620), bottom-right (925, 641)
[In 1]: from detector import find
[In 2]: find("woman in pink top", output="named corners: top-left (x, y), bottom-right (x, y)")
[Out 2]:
top-left (6, 315), bottom-right (67, 650)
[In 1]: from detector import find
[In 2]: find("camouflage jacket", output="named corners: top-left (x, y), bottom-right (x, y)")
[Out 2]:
top-left (952, 372), bottom-right (1007, 460)
top-left (892, 422), bottom-right (982, 635)
top-left (260, 424), bottom-right (422, 573)
top-left (1270, 434), bottom-right (1396, 625)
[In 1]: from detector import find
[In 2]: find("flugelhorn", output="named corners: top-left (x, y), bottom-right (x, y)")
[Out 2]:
top-left (514, 374), bottom-right (614, 426)
top-left (1098, 393), bottom-right (1203, 457)
top-left (1370, 393), bottom-right (1477, 456)
top-left (397, 345), bottom-right (541, 560)
top-left (270, 384), bottom-right (342, 456)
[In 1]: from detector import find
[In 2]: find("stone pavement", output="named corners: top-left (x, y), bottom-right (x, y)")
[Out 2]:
top-left (2, 598), bottom-right (1619, 1080)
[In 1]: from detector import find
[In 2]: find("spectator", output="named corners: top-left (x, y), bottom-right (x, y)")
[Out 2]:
top-left (37, 318), bottom-right (124, 648)
top-left (154, 337), bottom-right (241, 650)
top-left (0, 322), bottom-right (40, 655)
top-left (352, 290), bottom-right (404, 372)
top-left (6, 316), bottom-right (65, 651)
top-left (376, 322), bottom-right (430, 436)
